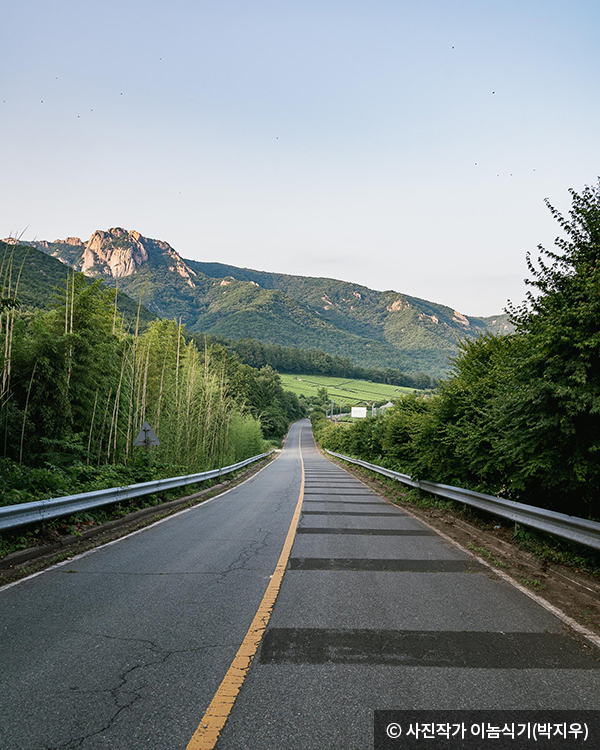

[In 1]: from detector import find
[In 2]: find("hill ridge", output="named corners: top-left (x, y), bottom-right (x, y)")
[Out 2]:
top-left (5, 228), bottom-right (513, 376)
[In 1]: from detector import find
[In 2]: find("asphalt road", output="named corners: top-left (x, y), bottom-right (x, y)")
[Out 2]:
top-left (1, 420), bottom-right (598, 749)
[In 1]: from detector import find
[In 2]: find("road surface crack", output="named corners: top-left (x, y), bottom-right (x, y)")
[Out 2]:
top-left (50, 635), bottom-right (236, 749)
top-left (213, 531), bottom-right (272, 583)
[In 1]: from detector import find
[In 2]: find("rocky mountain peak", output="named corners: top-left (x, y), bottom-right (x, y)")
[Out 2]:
top-left (10, 227), bottom-right (198, 287)
top-left (82, 228), bottom-right (149, 278)
top-left (78, 227), bottom-right (197, 286)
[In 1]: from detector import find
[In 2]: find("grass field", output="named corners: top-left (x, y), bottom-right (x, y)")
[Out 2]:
top-left (278, 373), bottom-right (418, 406)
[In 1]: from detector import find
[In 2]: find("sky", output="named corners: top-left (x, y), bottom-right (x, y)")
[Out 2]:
top-left (2, 0), bottom-right (599, 316)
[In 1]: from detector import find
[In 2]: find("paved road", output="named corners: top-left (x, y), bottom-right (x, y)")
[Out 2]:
top-left (1, 426), bottom-right (305, 749)
top-left (1, 420), bottom-right (599, 749)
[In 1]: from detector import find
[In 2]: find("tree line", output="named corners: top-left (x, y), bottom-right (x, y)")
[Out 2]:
top-left (313, 182), bottom-right (600, 520)
top-left (195, 335), bottom-right (437, 390)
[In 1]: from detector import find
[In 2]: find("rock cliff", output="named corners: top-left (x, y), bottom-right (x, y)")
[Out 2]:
top-left (82, 228), bottom-right (149, 278)
top-left (11, 227), bottom-right (198, 287)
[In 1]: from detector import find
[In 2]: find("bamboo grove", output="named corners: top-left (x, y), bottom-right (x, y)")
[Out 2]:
top-left (0, 263), bottom-right (304, 504)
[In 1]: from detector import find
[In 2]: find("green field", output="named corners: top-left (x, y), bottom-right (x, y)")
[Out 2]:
top-left (278, 373), bottom-right (417, 406)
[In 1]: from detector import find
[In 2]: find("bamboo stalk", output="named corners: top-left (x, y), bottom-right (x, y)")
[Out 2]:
top-left (0, 244), bottom-right (10, 290)
top-left (133, 338), bottom-right (146, 439)
top-left (155, 342), bottom-right (170, 438)
top-left (107, 390), bottom-right (120, 461)
top-left (87, 389), bottom-right (99, 465)
top-left (96, 387), bottom-right (113, 466)
top-left (4, 249), bottom-right (29, 407)
top-left (113, 285), bottom-right (118, 335)
top-left (65, 271), bottom-right (75, 395)
top-left (175, 319), bottom-right (182, 456)
top-left (125, 324), bottom-right (139, 459)
top-left (18, 361), bottom-right (37, 464)
top-left (140, 343), bottom-right (151, 427)
top-left (107, 355), bottom-right (125, 462)
top-left (1, 251), bottom-right (18, 403)
top-left (13, 247), bottom-right (28, 303)
top-left (70, 270), bottom-right (75, 333)
top-left (64, 270), bottom-right (69, 335)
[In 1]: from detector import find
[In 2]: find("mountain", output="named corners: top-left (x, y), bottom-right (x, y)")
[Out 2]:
top-left (12, 228), bottom-right (513, 376)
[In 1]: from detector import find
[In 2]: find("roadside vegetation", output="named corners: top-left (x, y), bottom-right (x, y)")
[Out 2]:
top-left (312, 181), bottom-right (600, 523)
top-left (0, 260), bottom-right (305, 512)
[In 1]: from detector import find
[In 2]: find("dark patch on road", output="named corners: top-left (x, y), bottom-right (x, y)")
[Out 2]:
top-left (304, 488), bottom-right (367, 492)
top-left (260, 628), bottom-right (600, 668)
top-left (296, 528), bottom-right (436, 536)
top-left (303, 500), bottom-right (389, 505)
top-left (288, 557), bottom-right (483, 572)
top-left (306, 477), bottom-right (364, 487)
top-left (302, 510), bottom-right (407, 516)
top-left (303, 491), bottom-right (378, 496)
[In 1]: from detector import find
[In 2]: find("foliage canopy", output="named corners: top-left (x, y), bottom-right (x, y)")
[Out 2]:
top-left (316, 181), bottom-right (600, 519)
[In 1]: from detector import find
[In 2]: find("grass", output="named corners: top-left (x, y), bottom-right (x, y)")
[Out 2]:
top-left (519, 577), bottom-right (547, 590)
top-left (279, 373), bottom-right (419, 406)
top-left (466, 542), bottom-right (507, 568)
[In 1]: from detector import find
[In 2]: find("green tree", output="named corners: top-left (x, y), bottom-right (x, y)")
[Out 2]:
top-left (316, 386), bottom-right (329, 405)
top-left (500, 181), bottom-right (600, 515)
top-left (315, 181), bottom-right (600, 518)
top-left (11, 276), bottom-right (124, 462)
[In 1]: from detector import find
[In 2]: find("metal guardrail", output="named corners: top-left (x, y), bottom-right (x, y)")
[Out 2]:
top-left (325, 450), bottom-right (600, 552)
top-left (0, 450), bottom-right (276, 532)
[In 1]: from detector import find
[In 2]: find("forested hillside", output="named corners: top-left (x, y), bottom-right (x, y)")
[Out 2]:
top-left (313, 182), bottom-right (600, 520)
top-left (16, 229), bottom-right (513, 377)
top-left (0, 241), bottom-right (158, 330)
top-left (185, 259), bottom-right (515, 376)
top-left (0, 242), bottom-right (437, 394)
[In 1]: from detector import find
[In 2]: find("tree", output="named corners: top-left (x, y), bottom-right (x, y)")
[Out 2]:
top-left (316, 386), bottom-right (329, 405)
top-left (500, 180), bottom-right (600, 515)
top-left (314, 181), bottom-right (600, 518)
top-left (11, 277), bottom-right (124, 456)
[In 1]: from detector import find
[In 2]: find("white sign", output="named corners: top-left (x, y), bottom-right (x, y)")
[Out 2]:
top-left (351, 406), bottom-right (367, 419)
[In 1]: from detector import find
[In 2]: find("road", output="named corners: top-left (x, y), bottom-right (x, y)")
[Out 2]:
top-left (1, 420), bottom-right (598, 749)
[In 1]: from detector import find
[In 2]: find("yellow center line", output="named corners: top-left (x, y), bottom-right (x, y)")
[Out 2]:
top-left (186, 427), bottom-right (305, 750)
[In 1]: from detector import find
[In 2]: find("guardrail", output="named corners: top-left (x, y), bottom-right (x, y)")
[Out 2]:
top-left (0, 450), bottom-right (276, 532)
top-left (325, 450), bottom-right (600, 552)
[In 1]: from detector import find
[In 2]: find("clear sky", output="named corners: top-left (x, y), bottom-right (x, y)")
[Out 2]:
top-left (2, 0), bottom-right (599, 316)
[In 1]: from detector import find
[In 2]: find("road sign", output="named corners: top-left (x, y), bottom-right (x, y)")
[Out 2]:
top-left (133, 421), bottom-right (160, 447)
